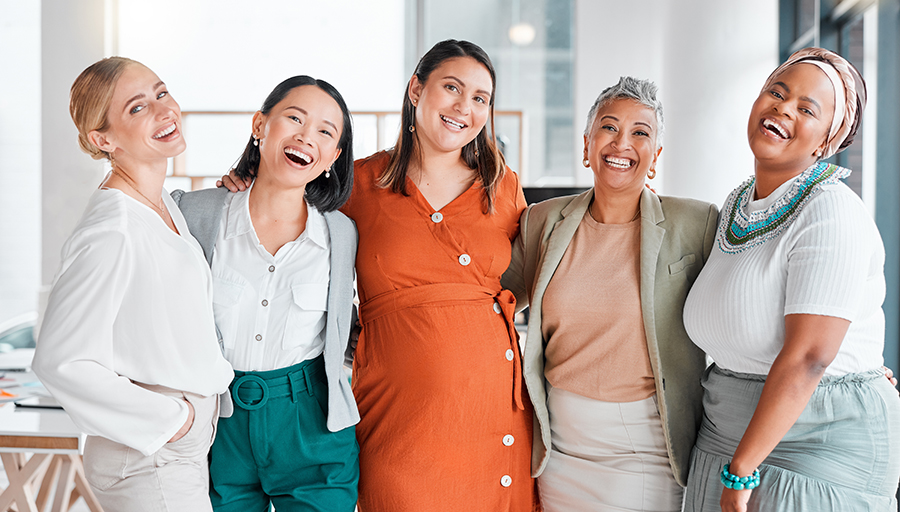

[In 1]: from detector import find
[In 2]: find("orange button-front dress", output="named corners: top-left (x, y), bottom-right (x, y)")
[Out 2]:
top-left (341, 151), bottom-right (538, 511)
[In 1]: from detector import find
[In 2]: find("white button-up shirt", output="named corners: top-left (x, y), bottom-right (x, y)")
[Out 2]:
top-left (33, 188), bottom-right (234, 456)
top-left (211, 188), bottom-right (330, 372)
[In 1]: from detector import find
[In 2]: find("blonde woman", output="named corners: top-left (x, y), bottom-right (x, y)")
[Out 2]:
top-left (34, 57), bottom-right (233, 511)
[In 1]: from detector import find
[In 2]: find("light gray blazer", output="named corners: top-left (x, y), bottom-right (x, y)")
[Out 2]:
top-left (502, 187), bottom-right (718, 485)
top-left (172, 188), bottom-right (360, 432)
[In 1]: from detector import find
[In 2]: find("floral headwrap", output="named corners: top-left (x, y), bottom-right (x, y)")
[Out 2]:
top-left (761, 47), bottom-right (867, 159)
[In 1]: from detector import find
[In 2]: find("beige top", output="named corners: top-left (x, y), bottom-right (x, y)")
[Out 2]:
top-left (541, 210), bottom-right (655, 402)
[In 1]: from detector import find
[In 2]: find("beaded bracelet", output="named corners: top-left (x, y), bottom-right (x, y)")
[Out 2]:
top-left (720, 463), bottom-right (760, 490)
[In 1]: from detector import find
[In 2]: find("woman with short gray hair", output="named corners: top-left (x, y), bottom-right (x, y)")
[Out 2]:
top-left (503, 76), bottom-right (717, 510)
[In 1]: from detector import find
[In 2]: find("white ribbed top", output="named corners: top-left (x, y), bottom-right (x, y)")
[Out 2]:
top-left (684, 178), bottom-right (885, 376)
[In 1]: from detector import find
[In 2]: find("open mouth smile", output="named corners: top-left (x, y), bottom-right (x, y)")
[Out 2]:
top-left (152, 123), bottom-right (177, 140)
top-left (440, 114), bottom-right (467, 130)
top-left (604, 156), bottom-right (634, 169)
top-left (761, 118), bottom-right (790, 139)
top-left (284, 147), bottom-right (313, 166)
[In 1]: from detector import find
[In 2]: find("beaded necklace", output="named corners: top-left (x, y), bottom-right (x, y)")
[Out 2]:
top-left (717, 161), bottom-right (851, 254)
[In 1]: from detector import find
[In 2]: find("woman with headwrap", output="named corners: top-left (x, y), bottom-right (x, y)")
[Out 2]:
top-left (683, 47), bottom-right (900, 512)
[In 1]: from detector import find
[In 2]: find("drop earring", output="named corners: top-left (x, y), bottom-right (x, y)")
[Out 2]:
top-left (647, 168), bottom-right (657, 179)
top-left (325, 167), bottom-right (331, 178)
top-left (583, 158), bottom-right (590, 167)
top-left (252, 135), bottom-right (259, 147)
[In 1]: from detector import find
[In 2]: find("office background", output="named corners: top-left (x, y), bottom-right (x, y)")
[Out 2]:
top-left (1, 0), bottom-right (898, 369)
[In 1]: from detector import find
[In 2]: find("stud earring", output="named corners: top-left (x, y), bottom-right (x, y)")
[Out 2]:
top-left (583, 158), bottom-right (590, 168)
top-left (409, 125), bottom-right (415, 133)
top-left (647, 168), bottom-right (657, 179)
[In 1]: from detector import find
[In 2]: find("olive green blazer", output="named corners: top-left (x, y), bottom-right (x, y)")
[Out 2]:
top-left (501, 187), bottom-right (718, 486)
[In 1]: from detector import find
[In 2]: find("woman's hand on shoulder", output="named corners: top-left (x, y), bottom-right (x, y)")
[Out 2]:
top-left (216, 170), bottom-right (252, 192)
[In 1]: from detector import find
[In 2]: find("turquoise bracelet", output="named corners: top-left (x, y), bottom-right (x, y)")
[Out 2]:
top-left (720, 463), bottom-right (760, 491)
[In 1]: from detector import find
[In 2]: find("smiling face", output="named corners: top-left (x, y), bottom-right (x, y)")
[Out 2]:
top-left (747, 63), bottom-right (835, 174)
top-left (253, 85), bottom-right (343, 190)
top-left (90, 64), bottom-right (185, 167)
top-left (408, 56), bottom-right (493, 157)
top-left (584, 98), bottom-right (660, 200)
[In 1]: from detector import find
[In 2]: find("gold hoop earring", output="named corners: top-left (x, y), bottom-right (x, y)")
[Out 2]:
top-left (582, 158), bottom-right (590, 168)
top-left (647, 168), bottom-right (657, 179)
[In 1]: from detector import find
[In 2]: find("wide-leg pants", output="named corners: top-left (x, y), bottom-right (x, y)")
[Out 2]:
top-left (685, 365), bottom-right (900, 512)
top-left (83, 386), bottom-right (219, 512)
top-left (209, 356), bottom-right (359, 512)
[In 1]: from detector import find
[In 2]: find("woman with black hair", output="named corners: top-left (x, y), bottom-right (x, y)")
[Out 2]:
top-left (174, 75), bottom-right (360, 512)
top-left (222, 40), bottom-right (538, 511)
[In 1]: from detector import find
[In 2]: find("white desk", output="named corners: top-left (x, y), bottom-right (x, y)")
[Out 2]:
top-left (0, 371), bottom-right (102, 512)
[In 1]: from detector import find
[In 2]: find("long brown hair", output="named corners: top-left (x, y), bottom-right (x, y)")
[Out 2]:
top-left (380, 39), bottom-right (505, 213)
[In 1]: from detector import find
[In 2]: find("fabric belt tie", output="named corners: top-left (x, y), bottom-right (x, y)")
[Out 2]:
top-left (359, 283), bottom-right (525, 411)
top-left (231, 355), bottom-right (325, 411)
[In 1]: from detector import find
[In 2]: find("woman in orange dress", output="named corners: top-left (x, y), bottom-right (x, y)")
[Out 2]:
top-left (342, 40), bottom-right (536, 511)
top-left (223, 39), bottom-right (538, 511)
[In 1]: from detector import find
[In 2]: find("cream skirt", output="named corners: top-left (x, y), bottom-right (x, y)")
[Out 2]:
top-left (538, 386), bottom-right (682, 511)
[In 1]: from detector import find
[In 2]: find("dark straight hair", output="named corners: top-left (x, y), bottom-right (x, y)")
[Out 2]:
top-left (380, 39), bottom-right (505, 213)
top-left (232, 75), bottom-right (354, 212)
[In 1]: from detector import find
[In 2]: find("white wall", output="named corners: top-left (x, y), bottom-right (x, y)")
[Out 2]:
top-left (40, 0), bottom-right (108, 319)
top-left (574, 0), bottom-right (779, 205)
top-left (0, 2), bottom-right (41, 321)
top-left (660, 0), bottom-right (779, 204)
top-left (115, 0), bottom-right (406, 113)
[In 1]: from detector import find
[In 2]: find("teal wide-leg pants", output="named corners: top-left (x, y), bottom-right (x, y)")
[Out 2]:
top-left (209, 356), bottom-right (359, 512)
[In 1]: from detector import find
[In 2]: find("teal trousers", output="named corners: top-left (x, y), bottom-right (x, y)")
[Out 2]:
top-left (209, 356), bottom-right (359, 512)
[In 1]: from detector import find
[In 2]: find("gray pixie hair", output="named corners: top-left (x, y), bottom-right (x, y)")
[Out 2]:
top-left (584, 76), bottom-right (664, 149)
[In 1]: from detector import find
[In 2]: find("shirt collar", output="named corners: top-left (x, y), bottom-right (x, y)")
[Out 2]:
top-left (223, 186), bottom-right (254, 240)
top-left (224, 183), bottom-right (328, 250)
top-left (303, 202), bottom-right (329, 250)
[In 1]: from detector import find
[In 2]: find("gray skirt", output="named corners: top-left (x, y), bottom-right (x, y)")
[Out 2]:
top-left (684, 364), bottom-right (900, 512)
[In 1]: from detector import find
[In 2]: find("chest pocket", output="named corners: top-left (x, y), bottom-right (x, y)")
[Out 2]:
top-left (668, 254), bottom-right (696, 275)
top-left (211, 278), bottom-right (244, 351)
top-left (283, 282), bottom-right (329, 350)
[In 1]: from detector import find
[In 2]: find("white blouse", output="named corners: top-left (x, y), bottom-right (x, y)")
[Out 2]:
top-left (33, 188), bottom-right (234, 456)
top-left (684, 178), bottom-right (885, 376)
top-left (210, 188), bottom-right (330, 372)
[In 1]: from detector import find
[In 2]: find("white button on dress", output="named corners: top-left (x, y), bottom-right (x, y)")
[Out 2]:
top-left (500, 475), bottom-right (512, 487)
top-left (502, 434), bottom-right (515, 446)
top-left (458, 254), bottom-right (471, 266)
top-left (493, 302), bottom-right (502, 314)
top-left (505, 349), bottom-right (515, 361)
top-left (431, 212), bottom-right (443, 223)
